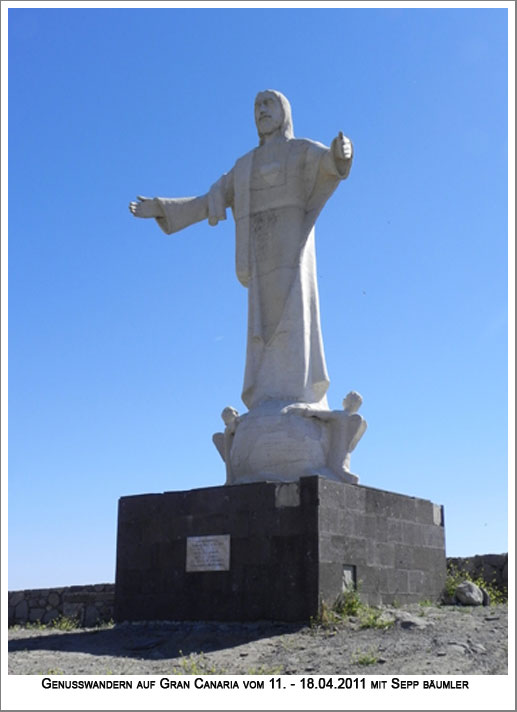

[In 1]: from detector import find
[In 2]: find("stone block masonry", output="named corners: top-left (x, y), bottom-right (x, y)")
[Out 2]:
top-left (115, 476), bottom-right (447, 622)
top-left (447, 553), bottom-right (508, 594)
top-left (9, 557), bottom-right (505, 628)
top-left (8, 584), bottom-right (114, 627)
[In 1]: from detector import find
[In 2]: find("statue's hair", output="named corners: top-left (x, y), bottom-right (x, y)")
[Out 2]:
top-left (255, 89), bottom-right (294, 145)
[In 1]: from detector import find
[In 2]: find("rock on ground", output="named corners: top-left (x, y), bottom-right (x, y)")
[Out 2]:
top-left (8, 604), bottom-right (508, 676)
top-left (454, 581), bottom-right (485, 606)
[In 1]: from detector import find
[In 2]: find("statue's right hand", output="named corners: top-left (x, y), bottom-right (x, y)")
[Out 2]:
top-left (129, 195), bottom-right (161, 219)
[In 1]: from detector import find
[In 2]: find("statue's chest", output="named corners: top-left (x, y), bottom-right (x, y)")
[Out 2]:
top-left (251, 156), bottom-right (285, 189)
top-left (250, 144), bottom-right (306, 210)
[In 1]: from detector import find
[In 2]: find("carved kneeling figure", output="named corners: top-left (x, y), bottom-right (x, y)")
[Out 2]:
top-left (212, 407), bottom-right (241, 485)
top-left (284, 391), bottom-right (367, 484)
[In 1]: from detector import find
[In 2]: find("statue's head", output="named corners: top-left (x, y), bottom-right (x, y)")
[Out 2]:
top-left (221, 406), bottom-right (239, 426)
top-left (342, 391), bottom-right (363, 414)
top-left (254, 90), bottom-right (294, 145)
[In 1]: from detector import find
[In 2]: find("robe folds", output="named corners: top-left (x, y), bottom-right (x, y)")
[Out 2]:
top-left (155, 137), bottom-right (348, 411)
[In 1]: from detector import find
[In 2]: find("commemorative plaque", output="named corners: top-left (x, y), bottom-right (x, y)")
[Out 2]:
top-left (186, 534), bottom-right (231, 572)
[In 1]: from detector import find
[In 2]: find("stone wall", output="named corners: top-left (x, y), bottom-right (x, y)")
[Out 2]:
top-left (8, 583), bottom-right (115, 627)
top-left (447, 554), bottom-right (508, 593)
top-left (9, 553), bottom-right (507, 628)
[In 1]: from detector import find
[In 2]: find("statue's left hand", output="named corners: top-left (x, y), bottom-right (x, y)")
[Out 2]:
top-left (332, 131), bottom-right (353, 162)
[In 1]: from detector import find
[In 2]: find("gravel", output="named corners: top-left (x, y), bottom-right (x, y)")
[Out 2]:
top-left (8, 603), bottom-right (508, 676)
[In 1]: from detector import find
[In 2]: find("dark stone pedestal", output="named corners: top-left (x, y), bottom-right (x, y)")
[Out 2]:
top-left (114, 477), bottom-right (446, 622)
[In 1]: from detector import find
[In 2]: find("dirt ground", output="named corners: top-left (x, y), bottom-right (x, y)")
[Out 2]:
top-left (8, 603), bottom-right (508, 676)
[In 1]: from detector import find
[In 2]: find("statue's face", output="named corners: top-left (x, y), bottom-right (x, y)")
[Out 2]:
top-left (255, 92), bottom-right (284, 137)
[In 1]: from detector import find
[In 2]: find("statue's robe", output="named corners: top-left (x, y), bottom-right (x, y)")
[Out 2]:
top-left (155, 138), bottom-right (349, 410)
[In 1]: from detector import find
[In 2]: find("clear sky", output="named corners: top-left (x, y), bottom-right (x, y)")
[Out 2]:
top-left (5, 4), bottom-right (511, 591)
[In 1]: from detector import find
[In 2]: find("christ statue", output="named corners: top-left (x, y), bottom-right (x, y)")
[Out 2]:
top-left (130, 90), bottom-right (365, 484)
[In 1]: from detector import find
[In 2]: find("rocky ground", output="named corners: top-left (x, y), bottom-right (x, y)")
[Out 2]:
top-left (8, 603), bottom-right (508, 676)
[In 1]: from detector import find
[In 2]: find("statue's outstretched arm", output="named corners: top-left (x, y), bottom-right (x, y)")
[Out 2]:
top-left (129, 193), bottom-right (210, 235)
top-left (155, 195), bottom-right (210, 235)
top-left (129, 169), bottom-right (233, 236)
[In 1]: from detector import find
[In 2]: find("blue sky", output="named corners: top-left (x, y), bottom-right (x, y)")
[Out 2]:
top-left (5, 5), bottom-right (511, 591)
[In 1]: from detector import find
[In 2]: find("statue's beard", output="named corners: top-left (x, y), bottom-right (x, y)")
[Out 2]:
top-left (256, 120), bottom-right (286, 142)
top-left (258, 121), bottom-right (280, 134)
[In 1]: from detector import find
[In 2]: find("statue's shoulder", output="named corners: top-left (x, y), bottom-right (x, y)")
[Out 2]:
top-left (291, 137), bottom-right (326, 148)
top-left (290, 137), bottom-right (328, 158)
top-left (235, 147), bottom-right (256, 166)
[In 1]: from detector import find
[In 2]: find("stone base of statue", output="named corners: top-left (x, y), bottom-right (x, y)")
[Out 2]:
top-left (114, 477), bottom-right (446, 623)
top-left (212, 393), bottom-right (367, 485)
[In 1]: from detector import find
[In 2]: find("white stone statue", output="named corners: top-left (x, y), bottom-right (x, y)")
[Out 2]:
top-left (130, 90), bottom-right (366, 485)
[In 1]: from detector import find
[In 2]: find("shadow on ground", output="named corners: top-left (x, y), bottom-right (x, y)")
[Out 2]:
top-left (9, 621), bottom-right (305, 661)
